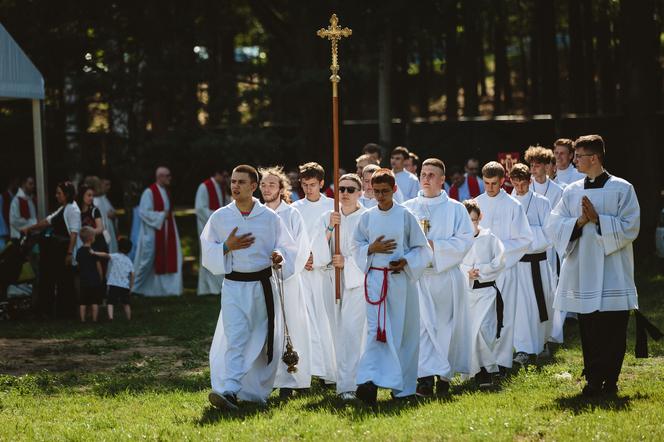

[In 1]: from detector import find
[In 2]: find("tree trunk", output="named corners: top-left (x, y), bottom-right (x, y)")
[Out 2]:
top-left (568, 0), bottom-right (585, 112)
top-left (417, 35), bottom-right (432, 119)
top-left (582, 0), bottom-right (597, 114)
top-left (378, 26), bottom-right (393, 147)
top-left (596, 0), bottom-right (616, 114)
top-left (445, 2), bottom-right (459, 120)
top-left (539, 0), bottom-right (560, 118)
top-left (462, 0), bottom-right (480, 116)
top-left (494, 0), bottom-right (510, 114)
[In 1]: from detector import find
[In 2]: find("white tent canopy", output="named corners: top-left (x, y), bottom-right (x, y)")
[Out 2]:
top-left (0, 22), bottom-right (46, 218)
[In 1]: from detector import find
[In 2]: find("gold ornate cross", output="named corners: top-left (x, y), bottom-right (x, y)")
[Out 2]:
top-left (317, 14), bottom-right (352, 85)
top-left (420, 219), bottom-right (431, 235)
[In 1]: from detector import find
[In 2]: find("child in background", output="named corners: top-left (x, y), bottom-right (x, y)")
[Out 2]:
top-left (93, 237), bottom-right (134, 320)
top-left (76, 226), bottom-right (104, 322)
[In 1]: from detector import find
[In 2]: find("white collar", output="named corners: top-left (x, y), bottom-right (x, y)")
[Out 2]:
top-left (416, 190), bottom-right (449, 206)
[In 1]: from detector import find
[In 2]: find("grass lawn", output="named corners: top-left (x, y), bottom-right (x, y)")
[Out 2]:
top-left (1, 258), bottom-right (663, 441)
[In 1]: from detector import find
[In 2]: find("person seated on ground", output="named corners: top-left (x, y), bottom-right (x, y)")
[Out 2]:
top-left (76, 226), bottom-right (104, 323)
top-left (93, 237), bottom-right (134, 321)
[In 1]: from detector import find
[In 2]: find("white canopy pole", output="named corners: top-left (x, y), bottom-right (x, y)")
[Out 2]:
top-left (32, 99), bottom-right (46, 219)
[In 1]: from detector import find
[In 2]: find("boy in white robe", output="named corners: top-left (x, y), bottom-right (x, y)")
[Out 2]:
top-left (195, 170), bottom-right (228, 295)
top-left (259, 166), bottom-right (312, 398)
top-left (460, 200), bottom-right (505, 387)
top-left (202, 165), bottom-right (296, 409)
top-left (316, 173), bottom-right (368, 400)
top-left (476, 162), bottom-right (533, 370)
top-left (352, 169), bottom-right (432, 404)
top-left (133, 167), bottom-right (183, 296)
top-left (292, 162), bottom-right (337, 384)
top-left (510, 164), bottom-right (555, 364)
top-left (553, 138), bottom-right (585, 187)
top-left (402, 159), bottom-right (474, 397)
top-left (546, 135), bottom-right (639, 397)
top-left (391, 146), bottom-right (420, 200)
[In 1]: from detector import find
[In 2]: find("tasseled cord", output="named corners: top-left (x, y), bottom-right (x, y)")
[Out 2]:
top-left (365, 267), bottom-right (390, 343)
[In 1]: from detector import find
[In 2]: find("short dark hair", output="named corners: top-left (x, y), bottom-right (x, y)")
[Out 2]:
top-left (554, 138), bottom-right (575, 155)
top-left (509, 163), bottom-right (531, 181)
top-left (574, 134), bottom-right (605, 163)
top-left (482, 161), bottom-right (505, 179)
top-left (463, 199), bottom-right (481, 216)
top-left (466, 157), bottom-right (480, 166)
top-left (362, 143), bottom-right (383, 159)
top-left (299, 162), bottom-right (325, 181)
top-left (57, 181), bottom-right (76, 203)
top-left (118, 237), bottom-right (133, 254)
top-left (421, 158), bottom-right (446, 175)
top-left (409, 152), bottom-right (420, 166)
top-left (391, 146), bottom-right (410, 160)
top-left (371, 168), bottom-right (396, 187)
top-left (233, 165), bottom-right (259, 183)
top-left (76, 184), bottom-right (94, 207)
top-left (19, 175), bottom-right (34, 186)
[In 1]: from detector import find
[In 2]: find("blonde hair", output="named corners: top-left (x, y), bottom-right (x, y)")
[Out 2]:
top-left (524, 146), bottom-right (554, 165)
top-left (259, 166), bottom-right (292, 203)
top-left (83, 176), bottom-right (102, 196)
top-left (355, 153), bottom-right (380, 165)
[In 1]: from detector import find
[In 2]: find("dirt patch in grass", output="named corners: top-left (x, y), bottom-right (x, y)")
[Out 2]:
top-left (0, 336), bottom-right (209, 376)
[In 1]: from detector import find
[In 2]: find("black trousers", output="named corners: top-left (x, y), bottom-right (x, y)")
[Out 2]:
top-left (578, 310), bottom-right (629, 386)
top-left (38, 237), bottom-right (76, 318)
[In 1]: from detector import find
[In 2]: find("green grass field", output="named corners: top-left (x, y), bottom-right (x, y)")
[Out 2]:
top-left (1, 258), bottom-right (663, 441)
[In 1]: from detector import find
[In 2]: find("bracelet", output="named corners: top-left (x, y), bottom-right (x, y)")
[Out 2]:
top-left (327, 225), bottom-right (335, 232)
top-left (222, 242), bottom-right (229, 253)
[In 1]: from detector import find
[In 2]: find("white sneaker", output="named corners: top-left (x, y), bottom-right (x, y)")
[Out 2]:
top-left (339, 391), bottom-right (356, 401)
top-left (513, 352), bottom-right (530, 366)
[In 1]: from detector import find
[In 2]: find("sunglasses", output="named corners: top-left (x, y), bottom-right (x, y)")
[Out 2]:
top-left (339, 186), bottom-right (359, 194)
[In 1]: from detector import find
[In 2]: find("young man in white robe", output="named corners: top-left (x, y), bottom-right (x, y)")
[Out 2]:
top-left (510, 164), bottom-right (555, 365)
top-left (553, 138), bottom-right (585, 187)
top-left (202, 165), bottom-right (296, 409)
top-left (475, 161), bottom-right (533, 371)
top-left (195, 169), bottom-right (229, 295)
top-left (9, 176), bottom-right (38, 239)
top-left (546, 135), bottom-right (639, 397)
top-left (316, 173), bottom-right (368, 400)
top-left (133, 167), bottom-right (183, 296)
top-left (360, 163), bottom-right (405, 207)
top-left (460, 200), bottom-right (505, 387)
top-left (402, 159), bottom-right (474, 397)
top-left (292, 162), bottom-right (337, 384)
top-left (352, 169), bottom-right (432, 405)
top-left (391, 146), bottom-right (420, 201)
top-left (259, 166), bottom-right (312, 398)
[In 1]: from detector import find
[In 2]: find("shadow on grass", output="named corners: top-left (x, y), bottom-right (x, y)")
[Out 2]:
top-left (197, 402), bottom-right (273, 424)
top-left (549, 392), bottom-right (650, 415)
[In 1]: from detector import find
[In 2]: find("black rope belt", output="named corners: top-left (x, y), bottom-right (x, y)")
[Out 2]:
top-left (520, 251), bottom-right (549, 322)
top-left (473, 280), bottom-right (504, 339)
top-left (225, 267), bottom-right (275, 363)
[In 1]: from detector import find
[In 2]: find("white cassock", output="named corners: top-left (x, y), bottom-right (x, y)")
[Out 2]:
top-left (272, 201), bottom-right (312, 390)
top-left (394, 170), bottom-right (420, 201)
top-left (292, 195), bottom-right (336, 382)
top-left (202, 198), bottom-right (297, 402)
top-left (403, 191), bottom-right (474, 380)
top-left (9, 188), bottom-right (37, 239)
top-left (476, 189), bottom-right (533, 368)
top-left (554, 165), bottom-right (585, 188)
top-left (315, 205), bottom-right (368, 394)
top-left (545, 176), bottom-right (639, 314)
top-left (531, 178), bottom-right (563, 286)
top-left (195, 179), bottom-right (225, 295)
top-left (359, 195), bottom-right (377, 209)
top-left (512, 191), bottom-right (555, 355)
top-left (460, 227), bottom-right (505, 376)
top-left (352, 203), bottom-right (432, 397)
top-left (133, 185), bottom-right (183, 296)
top-left (94, 194), bottom-right (118, 253)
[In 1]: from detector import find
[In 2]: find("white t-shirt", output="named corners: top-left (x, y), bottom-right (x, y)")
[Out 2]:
top-left (106, 253), bottom-right (134, 289)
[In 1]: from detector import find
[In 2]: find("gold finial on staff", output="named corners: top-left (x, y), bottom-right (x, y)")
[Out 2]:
top-left (317, 14), bottom-right (352, 85)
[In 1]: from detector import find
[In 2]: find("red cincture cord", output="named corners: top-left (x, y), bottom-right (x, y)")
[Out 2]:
top-left (365, 267), bottom-right (389, 342)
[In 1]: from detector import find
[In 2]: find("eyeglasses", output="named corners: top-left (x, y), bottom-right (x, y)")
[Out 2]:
top-left (339, 186), bottom-right (359, 194)
top-left (372, 188), bottom-right (393, 195)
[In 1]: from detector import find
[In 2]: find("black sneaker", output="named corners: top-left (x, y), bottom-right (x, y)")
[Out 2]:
top-left (356, 381), bottom-right (378, 405)
top-left (475, 368), bottom-right (493, 388)
top-left (435, 378), bottom-right (450, 396)
top-left (208, 391), bottom-right (239, 410)
top-left (416, 376), bottom-right (434, 398)
top-left (279, 388), bottom-right (293, 399)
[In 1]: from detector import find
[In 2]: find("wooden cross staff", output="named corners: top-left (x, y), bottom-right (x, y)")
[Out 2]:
top-left (317, 14), bottom-right (351, 302)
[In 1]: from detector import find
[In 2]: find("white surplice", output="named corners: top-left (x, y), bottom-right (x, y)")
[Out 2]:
top-left (292, 195), bottom-right (337, 382)
top-left (352, 203), bottom-right (432, 397)
top-left (132, 185), bottom-right (183, 296)
top-left (531, 177), bottom-right (563, 209)
top-left (9, 188), bottom-right (37, 239)
top-left (476, 189), bottom-right (533, 368)
top-left (94, 195), bottom-right (118, 253)
top-left (315, 205), bottom-right (368, 394)
top-left (545, 175), bottom-right (639, 313)
top-left (403, 191), bottom-right (474, 379)
top-left (194, 179), bottom-right (225, 295)
top-left (460, 227), bottom-right (505, 376)
top-left (394, 170), bottom-right (420, 201)
top-left (512, 190), bottom-right (555, 355)
top-left (554, 165), bottom-right (585, 188)
top-left (202, 198), bottom-right (297, 402)
top-left (272, 201), bottom-right (312, 390)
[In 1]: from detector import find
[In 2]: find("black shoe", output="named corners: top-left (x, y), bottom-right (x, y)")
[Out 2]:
top-left (581, 382), bottom-right (603, 398)
top-left (475, 368), bottom-right (493, 388)
top-left (602, 383), bottom-right (618, 396)
top-left (435, 379), bottom-right (450, 396)
top-left (356, 381), bottom-right (378, 405)
top-left (208, 391), bottom-right (239, 410)
top-left (416, 376), bottom-right (434, 398)
top-left (279, 388), bottom-right (293, 399)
